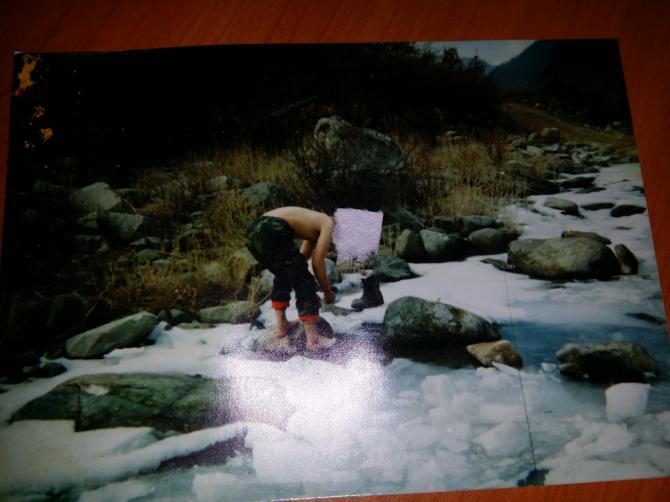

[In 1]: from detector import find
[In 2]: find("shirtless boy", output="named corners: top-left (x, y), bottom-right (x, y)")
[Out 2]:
top-left (246, 206), bottom-right (338, 351)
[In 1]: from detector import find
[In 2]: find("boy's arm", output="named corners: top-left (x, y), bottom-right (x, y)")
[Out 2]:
top-left (300, 240), bottom-right (314, 259)
top-left (311, 218), bottom-right (335, 302)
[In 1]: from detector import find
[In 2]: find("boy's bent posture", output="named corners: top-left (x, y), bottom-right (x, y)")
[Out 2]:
top-left (246, 207), bottom-right (337, 351)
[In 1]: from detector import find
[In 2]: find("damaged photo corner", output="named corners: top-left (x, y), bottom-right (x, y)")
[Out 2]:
top-left (0, 39), bottom-right (668, 500)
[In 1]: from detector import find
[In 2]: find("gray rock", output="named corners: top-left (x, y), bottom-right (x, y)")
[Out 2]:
top-left (581, 202), bottom-right (615, 211)
top-left (543, 197), bottom-right (580, 217)
top-left (615, 243), bottom-right (638, 274)
top-left (610, 205), bottom-right (646, 217)
top-left (168, 309), bottom-right (191, 325)
top-left (77, 212), bottom-right (99, 232)
top-left (561, 230), bottom-right (611, 244)
top-left (129, 236), bottom-right (163, 250)
top-left (525, 145), bottom-right (544, 157)
top-left (204, 175), bottom-right (230, 193)
top-left (556, 341), bottom-right (658, 382)
top-left (231, 247), bottom-right (261, 285)
top-left (115, 188), bottom-right (148, 206)
top-left (508, 237), bottom-right (621, 280)
top-left (460, 215), bottom-right (500, 235)
top-left (420, 229), bottom-right (466, 261)
top-left (73, 234), bottom-right (109, 254)
top-left (197, 301), bottom-right (260, 324)
top-left (46, 293), bottom-right (87, 333)
top-left (11, 373), bottom-right (292, 431)
top-left (395, 229), bottom-right (426, 262)
top-left (560, 176), bottom-right (595, 189)
top-left (466, 340), bottom-right (523, 369)
top-left (370, 255), bottom-right (416, 282)
top-left (382, 296), bottom-right (499, 350)
top-left (575, 186), bottom-right (606, 194)
top-left (468, 228), bottom-right (514, 255)
top-left (386, 208), bottom-right (424, 231)
top-left (513, 174), bottom-right (561, 196)
top-left (33, 180), bottom-right (66, 197)
top-left (313, 116), bottom-right (406, 177)
top-left (432, 216), bottom-right (460, 233)
top-left (152, 259), bottom-right (172, 270)
top-left (99, 212), bottom-right (163, 242)
top-left (69, 182), bottom-right (122, 213)
top-left (136, 249), bottom-right (164, 264)
top-left (65, 311), bottom-right (159, 358)
top-left (250, 269), bottom-right (275, 299)
top-left (241, 182), bottom-right (287, 209)
top-left (540, 127), bottom-right (561, 143)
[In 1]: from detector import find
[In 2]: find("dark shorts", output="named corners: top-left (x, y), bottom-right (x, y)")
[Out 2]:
top-left (246, 216), bottom-right (320, 320)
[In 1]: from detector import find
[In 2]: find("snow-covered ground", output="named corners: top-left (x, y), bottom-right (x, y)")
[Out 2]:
top-left (0, 163), bottom-right (669, 501)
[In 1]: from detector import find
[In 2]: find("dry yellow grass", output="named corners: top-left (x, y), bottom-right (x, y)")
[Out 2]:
top-left (403, 137), bottom-right (523, 219)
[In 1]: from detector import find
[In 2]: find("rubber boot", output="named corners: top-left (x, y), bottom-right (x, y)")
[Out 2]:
top-left (351, 274), bottom-right (384, 311)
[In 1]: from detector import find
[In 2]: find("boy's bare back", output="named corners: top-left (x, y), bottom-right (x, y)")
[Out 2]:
top-left (263, 206), bottom-right (332, 242)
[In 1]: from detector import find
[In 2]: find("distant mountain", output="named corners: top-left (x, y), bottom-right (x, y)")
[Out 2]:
top-left (489, 39), bottom-right (631, 125)
top-left (461, 57), bottom-right (495, 75)
top-left (488, 40), bottom-right (559, 86)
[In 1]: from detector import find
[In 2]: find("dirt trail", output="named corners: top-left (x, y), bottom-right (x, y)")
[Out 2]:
top-left (503, 102), bottom-right (637, 151)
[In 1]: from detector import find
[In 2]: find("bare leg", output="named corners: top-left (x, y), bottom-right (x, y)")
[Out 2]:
top-left (303, 319), bottom-right (336, 351)
top-left (274, 309), bottom-right (298, 338)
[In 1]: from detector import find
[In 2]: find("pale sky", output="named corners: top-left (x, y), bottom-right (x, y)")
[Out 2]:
top-left (417, 40), bottom-right (535, 66)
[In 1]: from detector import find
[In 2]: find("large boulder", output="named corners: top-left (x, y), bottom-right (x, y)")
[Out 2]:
top-left (197, 301), bottom-right (260, 324)
top-left (370, 255), bottom-right (416, 282)
top-left (459, 215), bottom-right (501, 235)
top-left (99, 212), bottom-right (163, 242)
top-left (69, 182), bottom-right (122, 213)
top-left (241, 182), bottom-right (288, 209)
top-left (231, 247), bottom-right (261, 285)
top-left (419, 229), bottom-right (467, 261)
top-left (468, 228), bottom-right (514, 255)
top-left (581, 201), bottom-right (615, 211)
top-left (466, 340), bottom-right (523, 369)
top-left (386, 208), bottom-right (424, 231)
top-left (610, 204), bottom-right (646, 217)
top-left (11, 373), bottom-right (292, 432)
top-left (65, 311), bottom-right (159, 358)
top-left (507, 237), bottom-right (621, 280)
top-left (543, 197), bottom-right (580, 217)
top-left (395, 229), bottom-right (427, 262)
top-left (313, 116), bottom-right (406, 177)
top-left (614, 243), bottom-right (638, 275)
top-left (556, 341), bottom-right (659, 382)
top-left (381, 296), bottom-right (499, 350)
top-left (561, 230), bottom-right (611, 244)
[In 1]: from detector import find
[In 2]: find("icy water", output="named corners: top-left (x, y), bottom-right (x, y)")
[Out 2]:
top-left (1, 164), bottom-right (669, 500)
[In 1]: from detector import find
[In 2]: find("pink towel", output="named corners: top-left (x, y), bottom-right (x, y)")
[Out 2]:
top-left (332, 208), bottom-right (383, 264)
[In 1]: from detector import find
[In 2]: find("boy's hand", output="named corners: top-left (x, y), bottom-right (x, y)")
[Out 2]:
top-left (324, 289), bottom-right (337, 304)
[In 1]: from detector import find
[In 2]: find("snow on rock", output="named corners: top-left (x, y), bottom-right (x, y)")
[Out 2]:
top-left (606, 383), bottom-right (651, 422)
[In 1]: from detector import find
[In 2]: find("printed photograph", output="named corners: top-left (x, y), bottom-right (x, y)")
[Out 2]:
top-left (0, 39), bottom-right (668, 500)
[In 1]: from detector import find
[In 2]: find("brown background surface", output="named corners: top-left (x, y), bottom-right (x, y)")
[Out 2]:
top-left (0, 0), bottom-right (669, 500)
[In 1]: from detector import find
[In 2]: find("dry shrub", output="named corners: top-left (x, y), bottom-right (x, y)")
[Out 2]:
top-left (406, 138), bottom-right (522, 219)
